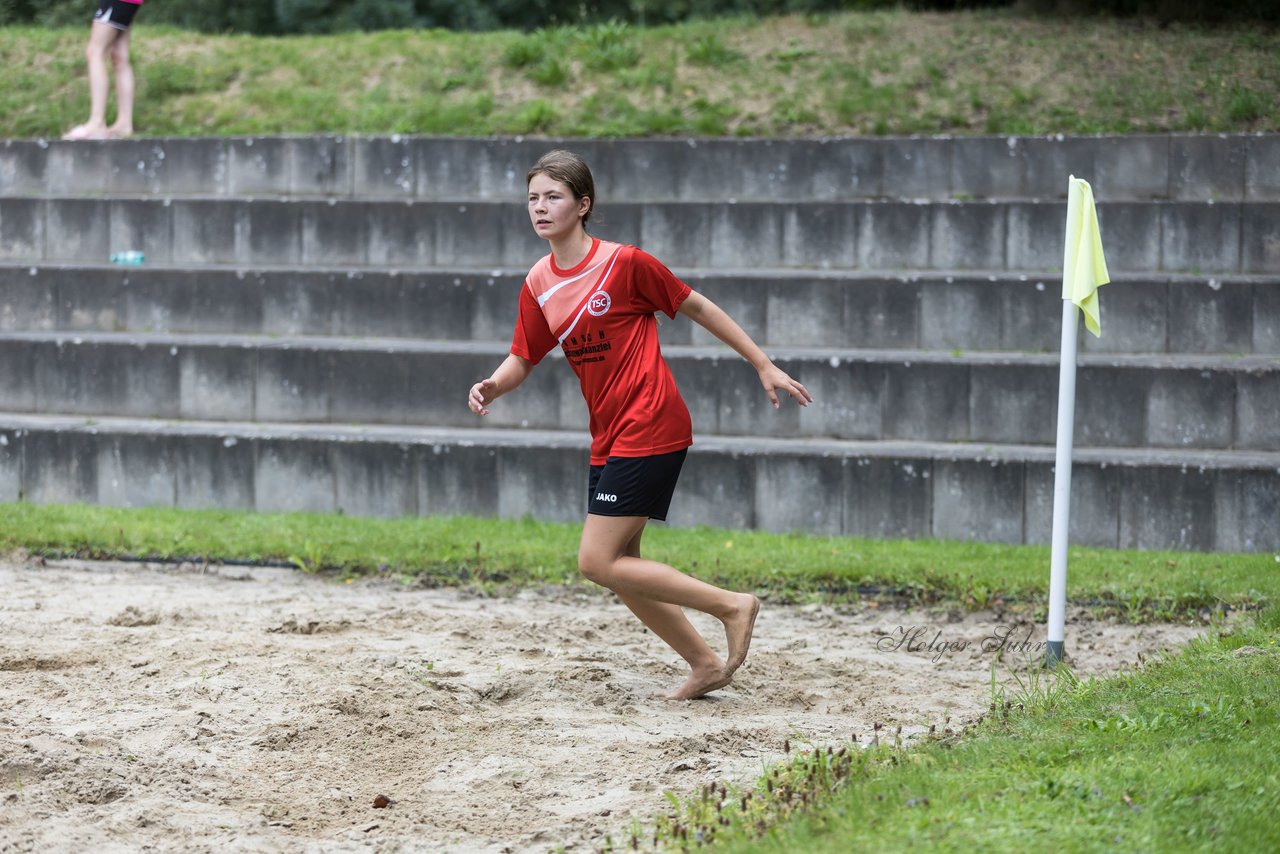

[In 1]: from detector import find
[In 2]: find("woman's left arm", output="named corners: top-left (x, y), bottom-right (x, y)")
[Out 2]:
top-left (677, 290), bottom-right (813, 409)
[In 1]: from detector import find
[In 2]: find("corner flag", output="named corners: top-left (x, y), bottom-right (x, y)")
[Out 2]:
top-left (1046, 175), bottom-right (1110, 667)
top-left (1062, 175), bottom-right (1111, 337)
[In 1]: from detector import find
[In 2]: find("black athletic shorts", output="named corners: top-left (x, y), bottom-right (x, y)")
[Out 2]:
top-left (587, 449), bottom-right (687, 521)
top-left (94, 0), bottom-right (140, 31)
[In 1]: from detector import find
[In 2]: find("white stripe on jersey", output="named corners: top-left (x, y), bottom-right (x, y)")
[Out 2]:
top-left (557, 249), bottom-right (622, 345)
top-left (535, 254), bottom-right (611, 308)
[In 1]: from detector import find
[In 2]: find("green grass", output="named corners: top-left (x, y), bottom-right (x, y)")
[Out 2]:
top-left (637, 608), bottom-right (1280, 853)
top-left (2, 10), bottom-right (1276, 139)
top-left (0, 502), bottom-right (1274, 620)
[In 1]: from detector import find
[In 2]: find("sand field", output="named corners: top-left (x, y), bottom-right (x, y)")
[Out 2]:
top-left (0, 557), bottom-right (1202, 852)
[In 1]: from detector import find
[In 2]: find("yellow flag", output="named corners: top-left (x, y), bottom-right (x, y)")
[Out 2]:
top-left (1062, 176), bottom-right (1110, 337)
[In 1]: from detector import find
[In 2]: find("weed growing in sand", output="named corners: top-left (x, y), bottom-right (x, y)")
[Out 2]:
top-left (645, 735), bottom-right (903, 851)
top-left (287, 540), bottom-right (329, 574)
top-left (409, 668), bottom-right (434, 688)
top-left (987, 653), bottom-right (1082, 719)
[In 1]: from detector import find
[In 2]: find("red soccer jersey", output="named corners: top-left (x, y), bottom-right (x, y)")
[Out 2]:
top-left (510, 238), bottom-right (693, 465)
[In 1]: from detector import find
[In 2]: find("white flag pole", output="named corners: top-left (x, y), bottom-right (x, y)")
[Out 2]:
top-left (1045, 298), bottom-right (1078, 668)
top-left (1047, 175), bottom-right (1108, 668)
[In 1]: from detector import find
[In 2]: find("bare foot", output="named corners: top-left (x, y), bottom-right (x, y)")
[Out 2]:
top-left (108, 125), bottom-right (133, 139)
top-left (664, 662), bottom-right (729, 701)
top-left (722, 593), bottom-right (760, 679)
top-left (62, 124), bottom-right (111, 141)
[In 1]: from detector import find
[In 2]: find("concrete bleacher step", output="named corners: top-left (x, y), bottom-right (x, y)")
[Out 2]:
top-left (0, 413), bottom-right (1275, 551)
top-left (2, 195), bottom-right (1275, 274)
top-left (3, 133), bottom-right (1276, 551)
top-left (0, 331), bottom-right (1275, 452)
top-left (3, 264), bottom-right (1276, 355)
top-left (3, 135), bottom-right (1277, 203)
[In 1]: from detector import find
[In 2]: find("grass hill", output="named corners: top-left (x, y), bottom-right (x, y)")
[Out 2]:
top-left (2, 9), bottom-right (1276, 139)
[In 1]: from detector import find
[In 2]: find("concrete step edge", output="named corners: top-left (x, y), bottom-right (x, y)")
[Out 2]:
top-left (1, 330), bottom-right (1273, 371)
top-left (8, 194), bottom-right (1276, 208)
top-left (5, 261), bottom-right (1277, 286)
top-left (6, 132), bottom-right (1277, 205)
top-left (2, 413), bottom-right (1277, 470)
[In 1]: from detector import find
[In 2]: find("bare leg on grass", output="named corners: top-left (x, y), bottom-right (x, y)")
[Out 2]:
top-left (107, 29), bottom-right (134, 138)
top-left (63, 23), bottom-right (119, 140)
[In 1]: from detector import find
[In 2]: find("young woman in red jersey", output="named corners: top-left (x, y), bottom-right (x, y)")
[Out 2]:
top-left (468, 150), bottom-right (812, 700)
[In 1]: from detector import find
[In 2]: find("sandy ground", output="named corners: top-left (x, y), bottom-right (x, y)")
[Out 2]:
top-left (0, 557), bottom-right (1203, 853)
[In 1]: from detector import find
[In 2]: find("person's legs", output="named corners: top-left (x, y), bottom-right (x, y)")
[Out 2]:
top-left (608, 523), bottom-right (726, 700)
top-left (63, 22), bottom-right (120, 140)
top-left (107, 29), bottom-right (134, 138)
top-left (579, 513), bottom-right (760, 699)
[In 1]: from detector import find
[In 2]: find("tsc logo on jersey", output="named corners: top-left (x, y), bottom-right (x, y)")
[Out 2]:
top-left (587, 291), bottom-right (612, 317)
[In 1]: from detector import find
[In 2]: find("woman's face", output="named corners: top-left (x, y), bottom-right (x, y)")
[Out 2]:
top-left (528, 173), bottom-right (590, 242)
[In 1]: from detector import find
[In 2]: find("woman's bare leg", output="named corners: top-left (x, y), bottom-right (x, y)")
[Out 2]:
top-left (64, 23), bottom-right (119, 140)
top-left (609, 524), bottom-right (725, 699)
top-left (579, 513), bottom-right (760, 699)
top-left (107, 29), bottom-right (134, 138)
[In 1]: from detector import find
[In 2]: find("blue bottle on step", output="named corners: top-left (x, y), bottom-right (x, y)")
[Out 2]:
top-left (110, 250), bottom-right (145, 266)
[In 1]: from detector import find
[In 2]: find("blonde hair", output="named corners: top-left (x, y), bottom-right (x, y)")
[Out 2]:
top-left (527, 149), bottom-right (596, 227)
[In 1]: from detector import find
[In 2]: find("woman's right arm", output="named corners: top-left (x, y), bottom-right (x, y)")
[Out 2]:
top-left (468, 353), bottom-right (535, 416)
